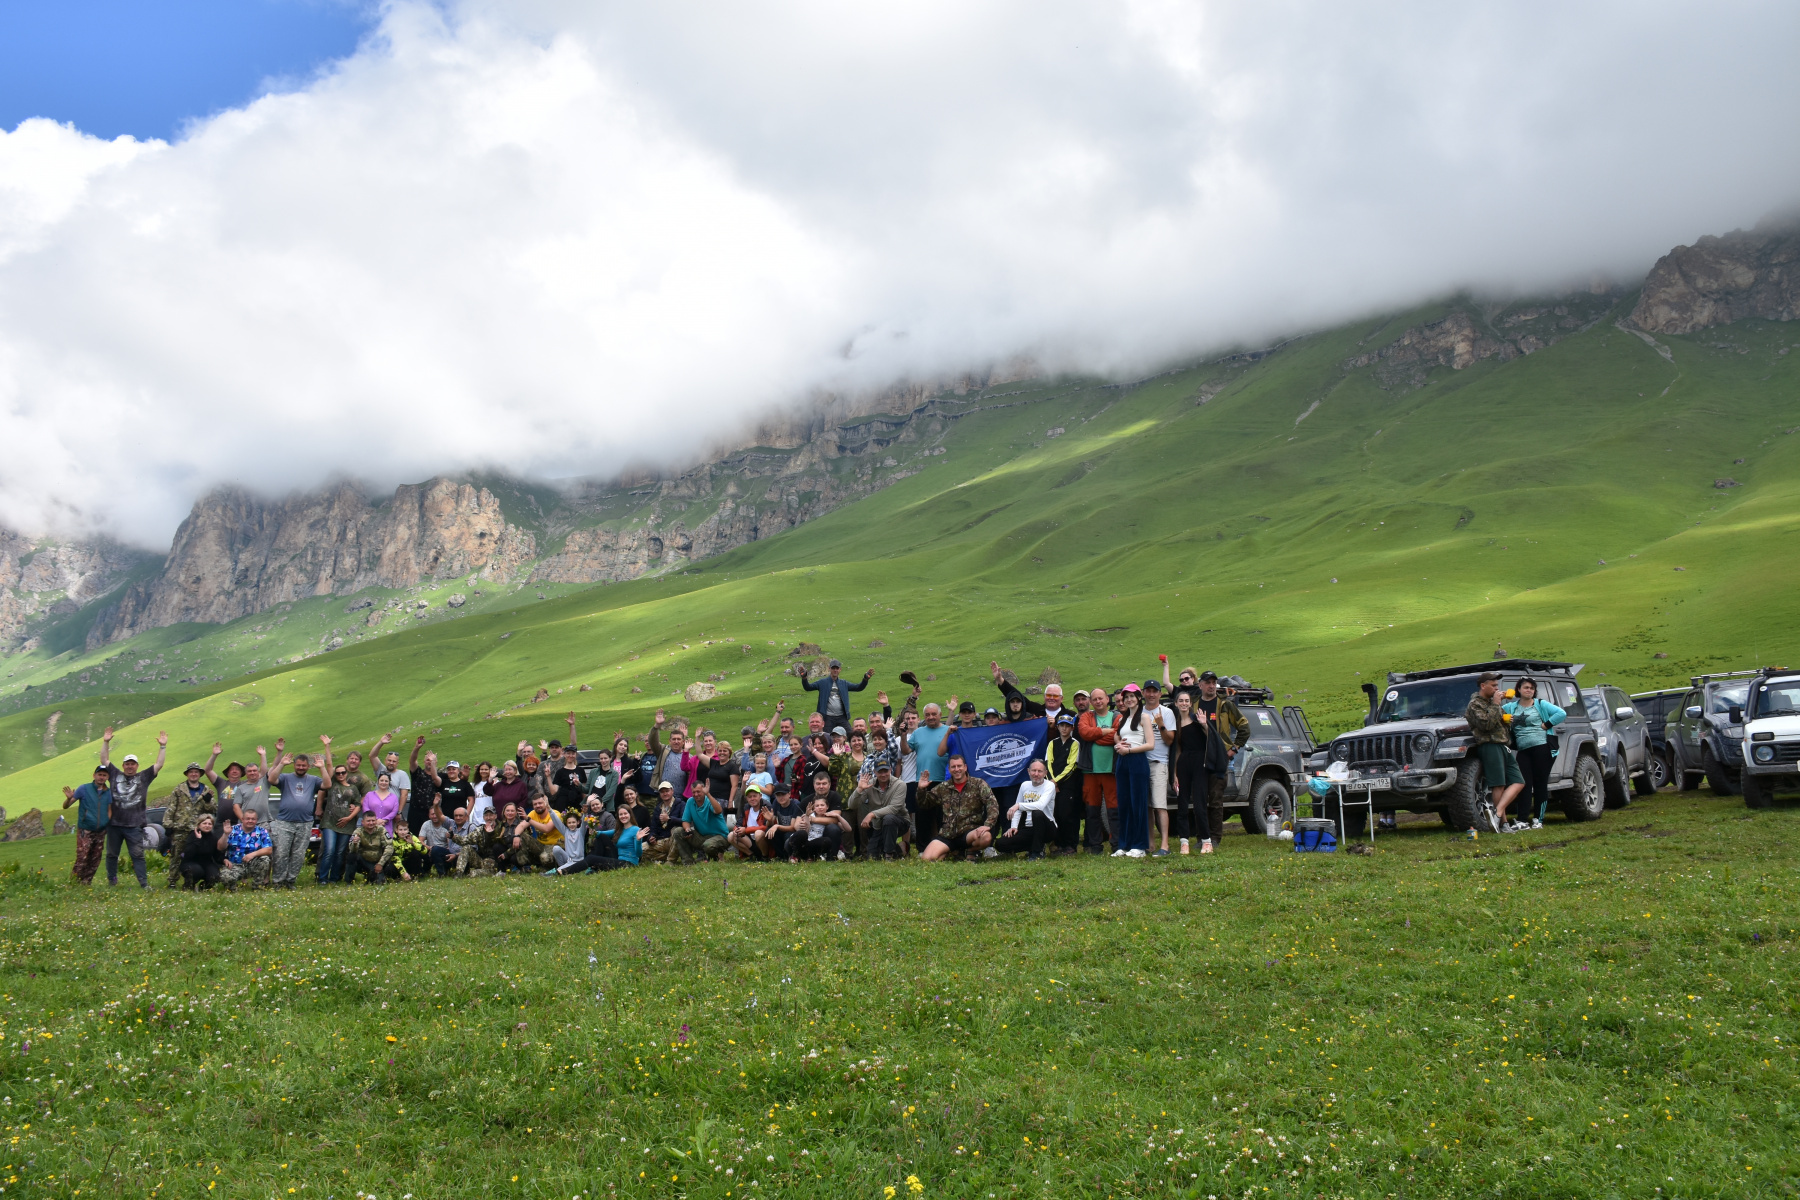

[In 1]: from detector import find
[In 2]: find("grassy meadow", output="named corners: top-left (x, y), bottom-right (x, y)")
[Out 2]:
top-left (0, 790), bottom-right (1794, 1198)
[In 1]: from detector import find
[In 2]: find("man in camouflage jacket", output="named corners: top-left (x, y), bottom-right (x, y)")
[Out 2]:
top-left (458, 809), bottom-right (509, 877)
top-left (161, 752), bottom-right (221, 887)
top-left (915, 754), bottom-right (998, 861)
top-left (344, 813), bottom-right (404, 883)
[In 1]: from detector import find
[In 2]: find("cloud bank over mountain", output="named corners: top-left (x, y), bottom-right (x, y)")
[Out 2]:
top-left (2, 0), bottom-right (1797, 543)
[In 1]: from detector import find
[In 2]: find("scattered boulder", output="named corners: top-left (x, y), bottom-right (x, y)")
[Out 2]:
top-left (532, 688), bottom-right (549, 703)
top-left (868, 639), bottom-right (886, 648)
top-left (788, 642), bottom-right (825, 658)
top-left (1653, 653), bottom-right (1669, 659)
top-left (630, 686), bottom-right (643, 694)
top-left (684, 682), bottom-right (718, 702)
top-left (997, 667), bottom-right (1023, 689)
top-left (1714, 478), bottom-right (1740, 489)
top-left (345, 597), bottom-right (373, 612)
top-left (925, 673), bottom-right (937, 682)
top-left (1734, 458), bottom-right (1746, 465)
top-left (1036, 666), bottom-right (1062, 686)
top-left (447, 594), bottom-right (467, 608)
top-left (3, 810), bottom-right (45, 841)
top-left (786, 654), bottom-right (833, 678)
top-left (579, 684), bottom-right (593, 692)
top-left (53, 815), bottom-right (71, 835)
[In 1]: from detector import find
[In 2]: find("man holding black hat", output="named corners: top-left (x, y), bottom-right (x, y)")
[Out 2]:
top-left (800, 657), bottom-right (872, 727)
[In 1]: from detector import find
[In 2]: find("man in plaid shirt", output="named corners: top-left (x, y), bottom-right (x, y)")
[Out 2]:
top-left (220, 809), bottom-right (274, 889)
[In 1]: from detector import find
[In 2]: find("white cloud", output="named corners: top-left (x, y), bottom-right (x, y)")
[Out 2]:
top-left (2, 0), bottom-right (1797, 544)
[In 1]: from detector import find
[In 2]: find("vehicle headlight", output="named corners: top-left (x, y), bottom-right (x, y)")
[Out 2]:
top-left (1411, 734), bottom-right (1433, 754)
top-left (1723, 726), bottom-right (1744, 740)
top-left (1752, 744), bottom-right (1776, 764)
top-left (1331, 744), bottom-right (1351, 763)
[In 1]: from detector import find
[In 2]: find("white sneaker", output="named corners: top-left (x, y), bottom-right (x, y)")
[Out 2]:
top-left (1179, 838), bottom-right (1190, 854)
top-left (1126, 848), bottom-right (1147, 858)
top-left (1529, 818), bottom-right (1543, 830)
top-left (1111, 849), bottom-right (1127, 857)
top-left (981, 847), bottom-right (998, 859)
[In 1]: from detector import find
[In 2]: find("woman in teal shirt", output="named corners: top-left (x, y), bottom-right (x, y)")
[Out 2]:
top-left (1503, 678), bottom-right (1566, 829)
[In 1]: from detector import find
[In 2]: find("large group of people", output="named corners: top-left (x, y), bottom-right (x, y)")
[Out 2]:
top-left (59, 654), bottom-right (1260, 890)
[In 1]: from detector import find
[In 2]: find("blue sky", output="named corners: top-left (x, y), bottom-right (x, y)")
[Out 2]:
top-left (0, 0), bottom-right (374, 140)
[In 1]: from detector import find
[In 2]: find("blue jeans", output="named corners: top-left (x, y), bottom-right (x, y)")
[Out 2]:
top-left (317, 827), bottom-right (353, 883)
top-left (1115, 753), bottom-right (1151, 852)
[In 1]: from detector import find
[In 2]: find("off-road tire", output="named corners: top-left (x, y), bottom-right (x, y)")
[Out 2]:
top-left (1561, 754), bottom-right (1606, 822)
top-left (1240, 776), bottom-right (1292, 836)
top-left (1675, 745), bottom-right (1703, 791)
top-left (1634, 750), bottom-right (1666, 796)
top-left (1702, 747), bottom-right (1739, 797)
top-left (1604, 756), bottom-right (1632, 809)
top-left (1444, 761), bottom-right (1484, 831)
top-left (1742, 773), bottom-right (1773, 810)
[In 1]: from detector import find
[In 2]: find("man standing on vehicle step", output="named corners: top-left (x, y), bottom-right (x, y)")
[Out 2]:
top-left (1465, 672), bottom-right (1525, 833)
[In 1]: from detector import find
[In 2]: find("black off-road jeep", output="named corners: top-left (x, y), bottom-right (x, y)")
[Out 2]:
top-left (1306, 658), bottom-right (1608, 833)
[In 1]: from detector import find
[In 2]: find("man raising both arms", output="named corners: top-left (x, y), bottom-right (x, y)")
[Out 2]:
top-left (800, 658), bottom-right (872, 729)
top-left (98, 727), bottom-right (165, 888)
top-left (914, 754), bottom-right (997, 861)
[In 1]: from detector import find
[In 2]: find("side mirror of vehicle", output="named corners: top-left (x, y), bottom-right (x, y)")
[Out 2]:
top-left (1615, 706), bottom-right (1634, 720)
top-left (1728, 706), bottom-right (1744, 725)
top-left (1684, 706), bottom-right (1702, 719)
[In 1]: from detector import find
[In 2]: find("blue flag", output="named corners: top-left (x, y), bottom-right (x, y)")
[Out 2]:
top-left (946, 719), bottom-right (1048, 789)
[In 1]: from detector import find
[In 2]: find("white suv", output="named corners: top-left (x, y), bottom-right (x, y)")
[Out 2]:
top-left (1741, 671), bottom-right (1800, 808)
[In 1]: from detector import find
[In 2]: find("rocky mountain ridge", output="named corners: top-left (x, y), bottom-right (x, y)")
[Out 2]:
top-left (1, 367), bottom-right (1040, 654)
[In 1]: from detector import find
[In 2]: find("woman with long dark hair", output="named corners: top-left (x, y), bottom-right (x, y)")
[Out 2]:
top-left (1110, 684), bottom-right (1152, 858)
top-left (1503, 676), bottom-right (1566, 830)
top-left (1169, 690), bottom-right (1214, 854)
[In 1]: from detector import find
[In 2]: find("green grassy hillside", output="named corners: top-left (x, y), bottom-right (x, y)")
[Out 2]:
top-left (3, 295), bottom-right (1797, 810)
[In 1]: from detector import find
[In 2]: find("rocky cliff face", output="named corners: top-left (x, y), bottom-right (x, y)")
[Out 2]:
top-left (1630, 216), bottom-right (1800, 335)
top-left (0, 530), bottom-right (155, 652)
top-left (1343, 287), bottom-right (1622, 389)
top-left (86, 479), bottom-right (536, 646)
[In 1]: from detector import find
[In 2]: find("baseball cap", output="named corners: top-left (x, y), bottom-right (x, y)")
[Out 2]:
top-left (184, 761), bottom-right (205, 773)
top-left (1199, 670), bottom-right (1219, 682)
top-left (1142, 679), bottom-right (1161, 691)
top-left (122, 753), bottom-right (139, 764)
top-left (1121, 683), bottom-right (1141, 693)
top-left (1056, 714), bottom-right (1077, 726)
top-left (447, 760), bottom-right (461, 768)
top-left (832, 725), bottom-right (848, 737)
top-left (657, 780), bottom-right (674, 791)
top-left (875, 759), bottom-right (892, 771)
top-left (829, 658), bottom-right (843, 668)
top-left (92, 763), bottom-right (109, 774)
top-left (744, 782), bottom-right (763, 795)
top-left (984, 707), bottom-right (1000, 716)
top-left (958, 700), bottom-right (977, 713)
top-left (1478, 671), bottom-right (1503, 684)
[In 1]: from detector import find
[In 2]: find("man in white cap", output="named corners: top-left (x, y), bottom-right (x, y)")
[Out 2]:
top-left (98, 725), bottom-right (167, 888)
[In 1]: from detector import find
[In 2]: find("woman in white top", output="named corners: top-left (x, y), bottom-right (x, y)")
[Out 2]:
top-left (467, 761), bottom-right (495, 825)
top-left (1110, 684), bottom-right (1153, 857)
top-left (994, 759), bottom-right (1058, 860)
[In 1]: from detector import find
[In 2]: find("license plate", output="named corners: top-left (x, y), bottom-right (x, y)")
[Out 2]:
top-left (1343, 778), bottom-right (1392, 791)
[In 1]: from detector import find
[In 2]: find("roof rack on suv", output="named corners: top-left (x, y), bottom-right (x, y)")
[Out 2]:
top-left (1690, 669), bottom-right (1764, 687)
top-left (1217, 674), bottom-right (1274, 704)
top-left (1388, 658), bottom-right (1580, 684)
